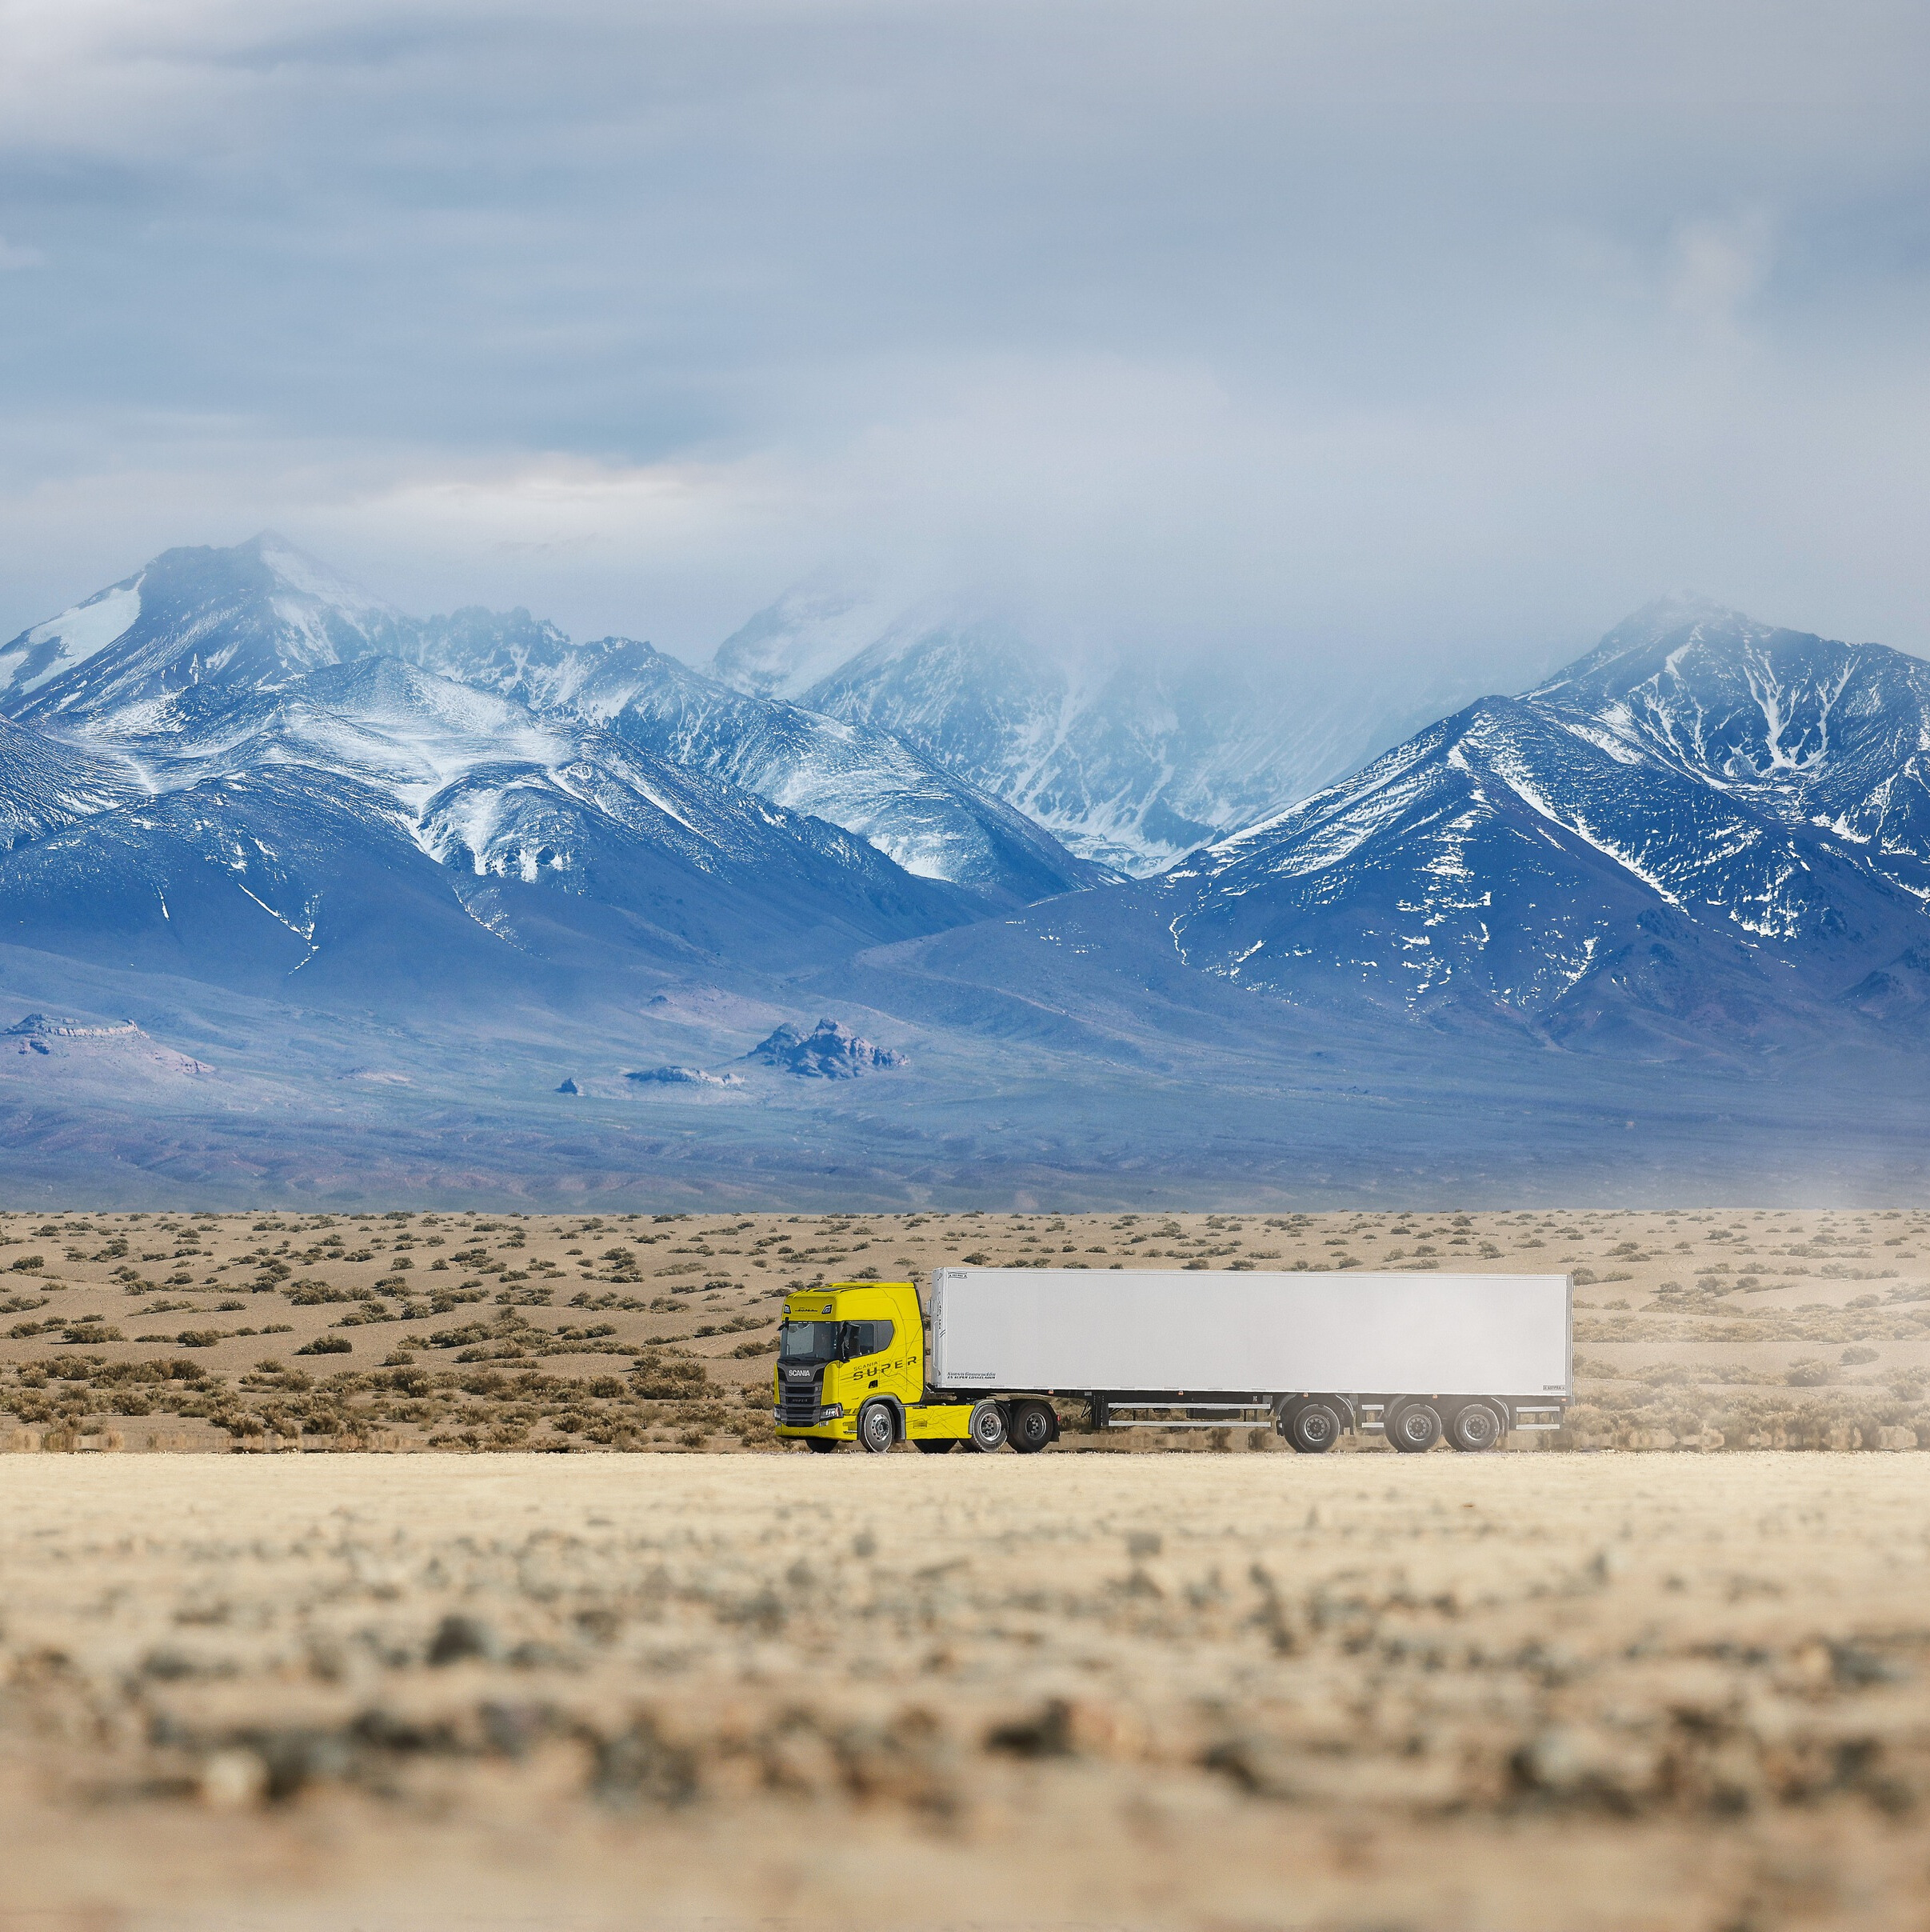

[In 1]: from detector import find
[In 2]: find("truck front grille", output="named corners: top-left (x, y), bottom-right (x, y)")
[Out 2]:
top-left (777, 1370), bottom-right (822, 1425)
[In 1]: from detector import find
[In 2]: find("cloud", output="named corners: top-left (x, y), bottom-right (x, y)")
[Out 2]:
top-left (1, 0), bottom-right (1928, 672)
top-left (1667, 210), bottom-right (1776, 344)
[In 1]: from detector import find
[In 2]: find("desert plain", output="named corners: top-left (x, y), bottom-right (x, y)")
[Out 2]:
top-left (0, 1206), bottom-right (1925, 1453)
top-left (1, 1454), bottom-right (1928, 1931)
top-left (2, 1208), bottom-right (1928, 1930)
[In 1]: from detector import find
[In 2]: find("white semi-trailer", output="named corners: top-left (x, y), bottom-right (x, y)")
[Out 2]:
top-left (933, 1266), bottom-right (1570, 1450)
top-left (776, 1267), bottom-right (1571, 1453)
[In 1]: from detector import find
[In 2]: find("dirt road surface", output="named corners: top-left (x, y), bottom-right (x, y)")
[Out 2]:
top-left (2, 1454), bottom-right (1927, 1930)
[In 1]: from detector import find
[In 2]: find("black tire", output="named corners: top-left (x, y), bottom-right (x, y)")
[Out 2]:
top-left (914, 1438), bottom-right (955, 1455)
top-left (857, 1401), bottom-right (897, 1454)
top-left (1009, 1401), bottom-right (1055, 1454)
top-left (1448, 1402), bottom-right (1504, 1453)
top-left (804, 1436), bottom-right (840, 1454)
top-left (966, 1399), bottom-right (1008, 1453)
top-left (1287, 1400), bottom-right (1343, 1454)
top-left (1388, 1401), bottom-right (1443, 1454)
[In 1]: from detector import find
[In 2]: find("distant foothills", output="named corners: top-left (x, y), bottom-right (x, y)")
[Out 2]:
top-left (3, 534), bottom-right (1930, 1207)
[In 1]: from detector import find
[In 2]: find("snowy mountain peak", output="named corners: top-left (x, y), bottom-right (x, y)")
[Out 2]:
top-left (1, 534), bottom-right (413, 728)
top-left (243, 531), bottom-right (395, 619)
top-left (1155, 601), bottom-right (1930, 1046)
top-left (711, 574), bottom-right (900, 699)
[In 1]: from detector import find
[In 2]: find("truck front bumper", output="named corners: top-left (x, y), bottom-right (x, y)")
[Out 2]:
top-left (774, 1403), bottom-right (846, 1437)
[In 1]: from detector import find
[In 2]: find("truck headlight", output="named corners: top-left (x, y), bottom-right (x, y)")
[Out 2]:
top-left (819, 1404), bottom-right (843, 1420)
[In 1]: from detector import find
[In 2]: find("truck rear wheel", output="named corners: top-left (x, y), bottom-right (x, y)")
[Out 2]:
top-left (966, 1400), bottom-right (1008, 1453)
top-left (914, 1438), bottom-right (954, 1454)
top-left (1387, 1402), bottom-right (1442, 1454)
top-left (1448, 1402), bottom-right (1505, 1453)
top-left (1009, 1401), bottom-right (1055, 1454)
top-left (1286, 1400), bottom-right (1342, 1454)
top-left (857, 1401), bottom-right (897, 1454)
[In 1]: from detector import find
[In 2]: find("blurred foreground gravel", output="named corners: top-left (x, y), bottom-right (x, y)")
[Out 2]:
top-left (2, 1454), bottom-right (1928, 1931)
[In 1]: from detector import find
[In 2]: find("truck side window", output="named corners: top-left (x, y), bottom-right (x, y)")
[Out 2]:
top-left (842, 1319), bottom-right (893, 1359)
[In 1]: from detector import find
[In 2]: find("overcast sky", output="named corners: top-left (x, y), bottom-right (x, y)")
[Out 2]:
top-left (2, 0), bottom-right (1928, 676)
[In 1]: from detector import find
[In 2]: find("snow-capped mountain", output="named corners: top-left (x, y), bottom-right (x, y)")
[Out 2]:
top-left (406, 606), bottom-right (1103, 903)
top-left (710, 575), bottom-right (903, 701)
top-left (513, 636), bottom-right (1105, 903)
top-left (0, 534), bottom-right (410, 729)
top-left (715, 589), bottom-right (1427, 875)
top-left (0, 540), bottom-right (1099, 909)
top-left (1153, 598), bottom-right (1930, 1044)
top-left (1529, 596), bottom-right (1930, 906)
top-left (0, 542), bottom-right (1001, 991)
top-left (0, 715), bottom-right (138, 853)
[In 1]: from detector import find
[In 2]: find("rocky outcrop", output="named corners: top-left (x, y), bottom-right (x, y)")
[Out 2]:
top-left (626, 1066), bottom-right (743, 1087)
top-left (742, 1018), bottom-right (905, 1078)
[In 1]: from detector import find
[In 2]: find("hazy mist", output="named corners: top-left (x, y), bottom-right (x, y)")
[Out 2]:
top-left (2, 0), bottom-right (1928, 679)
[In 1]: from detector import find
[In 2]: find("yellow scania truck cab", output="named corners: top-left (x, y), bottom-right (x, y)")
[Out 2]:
top-left (773, 1279), bottom-right (1058, 1454)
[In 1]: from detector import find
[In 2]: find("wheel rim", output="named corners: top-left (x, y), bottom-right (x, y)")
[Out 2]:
top-left (971, 1405), bottom-right (1005, 1449)
top-left (1457, 1407), bottom-right (1496, 1447)
top-left (1297, 1409), bottom-right (1333, 1449)
top-left (861, 1406), bottom-right (893, 1452)
top-left (1393, 1406), bottom-right (1438, 1449)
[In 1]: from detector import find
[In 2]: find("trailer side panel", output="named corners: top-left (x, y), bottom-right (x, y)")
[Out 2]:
top-left (928, 1269), bottom-right (1571, 1399)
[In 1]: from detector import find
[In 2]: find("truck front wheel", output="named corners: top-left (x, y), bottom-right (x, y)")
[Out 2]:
top-left (1286, 1400), bottom-right (1343, 1454)
top-left (967, 1400), bottom-right (1008, 1453)
top-left (1009, 1401), bottom-right (1055, 1454)
top-left (857, 1401), bottom-right (897, 1454)
top-left (1387, 1402), bottom-right (1443, 1454)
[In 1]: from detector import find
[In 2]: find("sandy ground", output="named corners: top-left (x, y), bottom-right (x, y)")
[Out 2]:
top-left (1, 1454), bottom-right (1928, 1931)
top-left (1, 1207), bottom-right (1925, 1453)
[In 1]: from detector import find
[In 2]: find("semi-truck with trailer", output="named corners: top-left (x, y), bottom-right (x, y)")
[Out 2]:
top-left (773, 1266), bottom-right (1570, 1453)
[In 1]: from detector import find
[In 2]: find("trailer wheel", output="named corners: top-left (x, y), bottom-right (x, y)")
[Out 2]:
top-left (1448, 1402), bottom-right (1504, 1453)
top-left (1387, 1401), bottom-right (1442, 1454)
top-left (1009, 1401), bottom-right (1055, 1454)
top-left (1287, 1400), bottom-right (1343, 1454)
top-left (805, 1436), bottom-right (840, 1454)
top-left (966, 1400), bottom-right (1008, 1453)
top-left (914, 1438), bottom-right (955, 1455)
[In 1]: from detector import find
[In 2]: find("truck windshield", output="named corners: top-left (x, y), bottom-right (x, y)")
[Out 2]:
top-left (779, 1321), bottom-right (839, 1363)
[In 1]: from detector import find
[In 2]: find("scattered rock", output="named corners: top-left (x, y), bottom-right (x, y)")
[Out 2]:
top-left (589, 1714), bottom-right (700, 1807)
top-left (625, 1066), bottom-right (744, 1087)
top-left (555, 1077), bottom-right (579, 1094)
top-left (427, 1614), bottom-right (499, 1666)
top-left (198, 1747), bottom-right (268, 1811)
